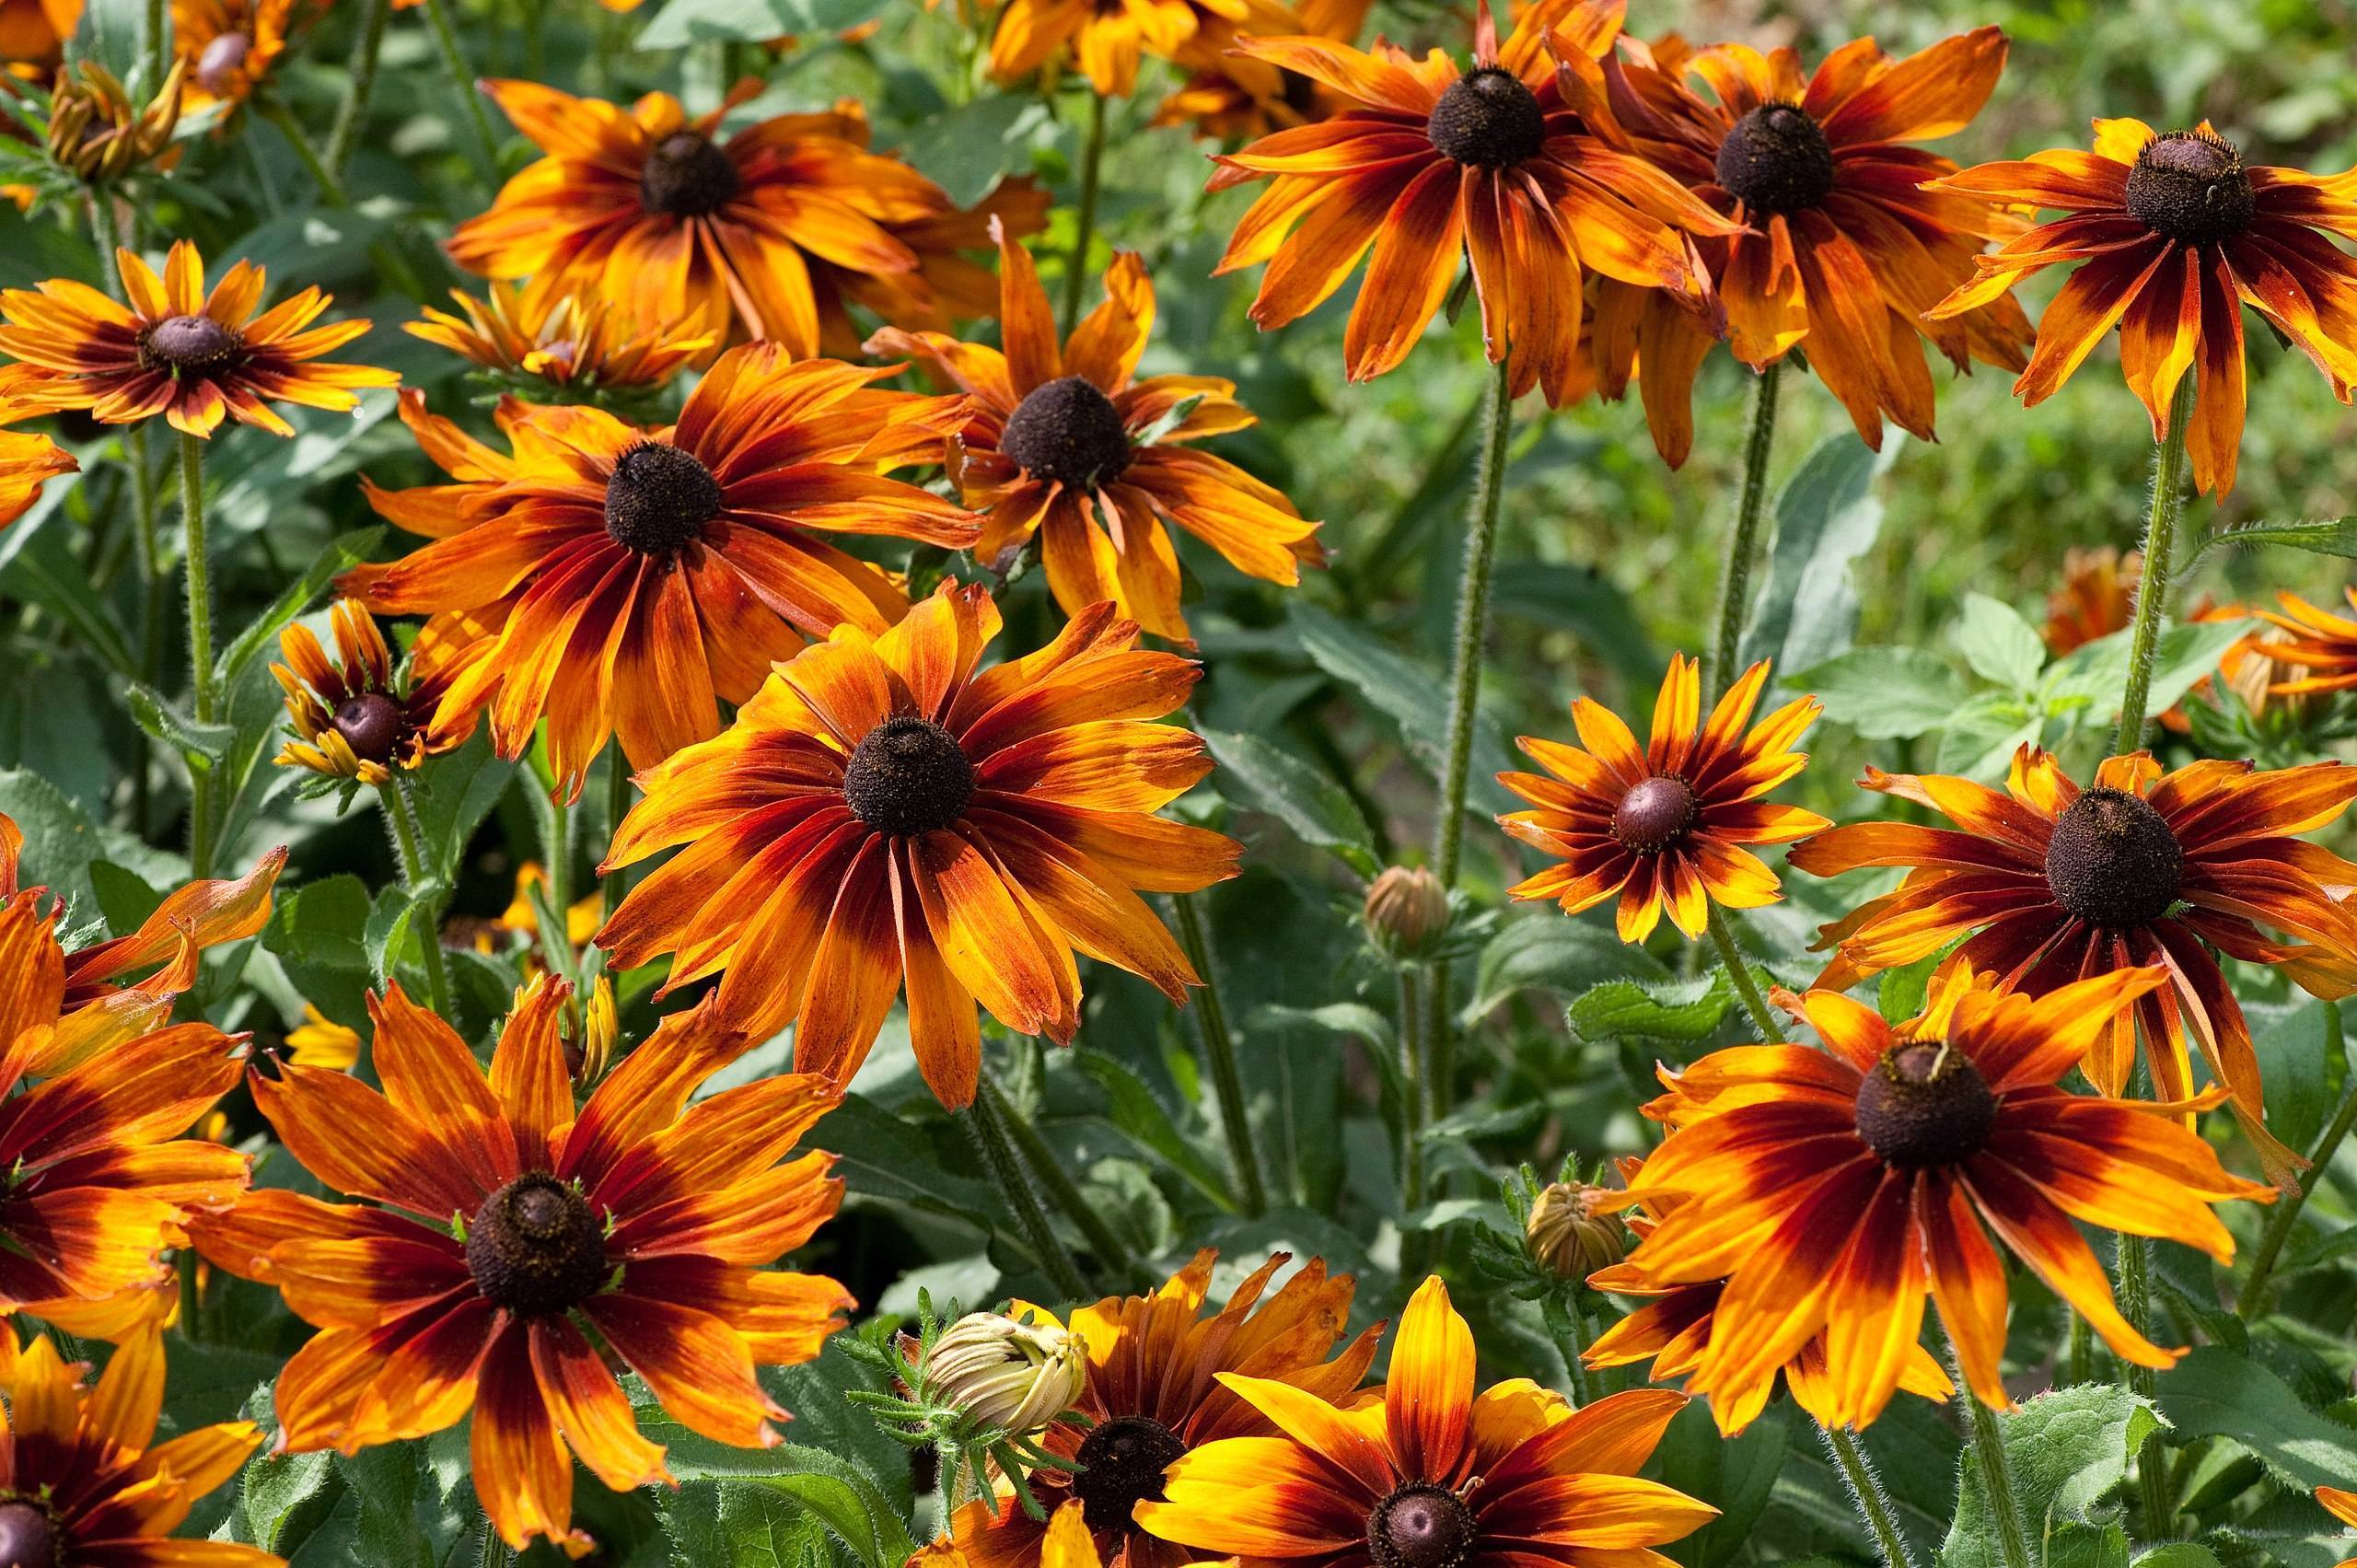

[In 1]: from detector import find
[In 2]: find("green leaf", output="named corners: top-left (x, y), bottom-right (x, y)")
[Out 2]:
top-left (2191, 516), bottom-right (2357, 564)
top-left (1955, 593), bottom-right (2048, 691)
top-left (1566, 971), bottom-right (1732, 1044)
top-left (1468, 915), bottom-right (1667, 1017)
top-left (0, 767), bottom-right (181, 915)
top-left (1933, 691), bottom-right (2042, 780)
top-left (1795, 647), bottom-right (1975, 739)
top-left (0, 522), bottom-right (136, 678)
top-left (1655, 1403), bottom-right (1787, 1568)
top-left (215, 526), bottom-right (386, 689)
top-left (65, 0), bottom-right (145, 81)
top-left (2155, 1345), bottom-right (2357, 1492)
top-left (2044, 618), bottom-right (2251, 725)
top-left (1073, 1048), bottom-right (1237, 1213)
top-left (1202, 727), bottom-right (1376, 875)
top-left (637, 0), bottom-right (891, 48)
top-left (2252, 997), bottom-right (2337, 1156)
top-left (407, 730), bottom-right (516, 884)
top-left (1943, 1384), bottom-right (2165, 1568)
top-left (1490, 563), bottom-right (1663, 688)
top-left (894, 96), bottom-right (1052, 207)
top-left (1738, 430), bottom-right (1898, 675)
top-left (240, 1451), bottom-right (340, 1552)
top-left (824, 1093), bottom-right (1002, 1223)
top-left (126, 681), bottom-right (236, 769)
top-left (1289, 601), bottom-right (1514, 812)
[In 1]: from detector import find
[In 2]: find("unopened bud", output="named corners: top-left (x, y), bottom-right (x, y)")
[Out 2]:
top-left (1525, 1182), bottom-right (1626, 1282)
top-left (46, 61), bottom-right (182, 183)
top-left (1364, 865), bottom-right (1447, 957)
top-left (927, 1312), bottom-right (1086, 1438)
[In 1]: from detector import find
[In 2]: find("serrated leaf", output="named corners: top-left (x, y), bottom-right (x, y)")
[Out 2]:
top-left (2194, 516), bottom-right (2357, 563)
top-left (1796, 647), bottom-right (1975, 739)
top-left (1469, 915), bottom-right (1667, 1017)
top-left (2155, 1346), bottom-right (2357, 1492)
top-left (1202, 727), bottom-right (1376, 874)
top-left (1955, 593), bottom-right (2048, 691)
top-left (126, 681), bottom-right (236, 768)
top-left (1289, 600), bottom-right (1514, 813)
top-left (1073, 1047), bottom-right (1237, 1213)
top-left (1943, 1384), bottom-right (2165, 1568)
top-left (1566, 971), bottom-right (1732, 1043)
top-left (1739, 430), bottom-right (1898, 675)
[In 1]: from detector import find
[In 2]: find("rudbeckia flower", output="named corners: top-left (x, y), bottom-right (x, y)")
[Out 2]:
top-left (598, 583), bottom-right (1239, 1109)
top-left (405, 285), bottom-right (719, 394)
top-left (0, 0), bottom-right (80, 70)
top-left (1790, 746), bottom-right (2357, 1186)
top-left (868, 223), bottom-right (1323, 644)
top-left (1618, 967), bottom-right (2272, 1423)
top-left (944, 1250), bottom-right (1378, 1568)
top-left (989, 0), bottom-right (1243, 98)
top-left (2318, 1487), bottom-right (2357, 1565)
top-left (1498, 655), bottom-right (1829, 943)
top-left (173, 0), bottom-right (294, 114)
top-left (1927, 119), bottom-right (2357, 496)
top-left (2257, 587), bottom-right (2357, 700)
top-left (1152, 0), bottom-right (1371, 142)
top-left (0, 239), bottom-right (395, 438)
top-left (283, 1003), bottom-right (361, 1070)
top-left (1134, 1276), bottom-right (1717, 1568)
top-left (0, 409), bottom-right (75, 529)
top-left (338, 349), bottom-right (979, 799)
top-left (192, 978), bottom-right (853, 1558)
top-left (1207, 0), bottom-right (1736, 401)
top-left (273, 600), bottom-right (489, 784)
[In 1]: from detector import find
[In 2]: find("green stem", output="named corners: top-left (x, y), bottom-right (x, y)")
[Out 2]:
top-left (1708, 359), bottom-right (1782, 701)
top-left (2066, 1314), bottom-right (2092, 1386)
top-left (962, 1076), bottom-right (1089, 1300)
top-left (1431, 357), bottom-right (1515, 889)
top-left (1956, 1357), bottom-right (2033, 1568)
top-left (421, 0), bottom-right (504, 182)
top-left (178, 1248), bottom-right (202, 1342)
top-left (1059, 90), bottom-right (1108, 334)
top-left (382, 777), bottom-right (454, 1018)
top-left (1820, 1423), bottom-right (1917, 1568)
top-left (602, 749), bottom-right (632, 917)
top-left (1541, 1287), bottom-right (1595, 1406)
top-left (1398, 966), bottom-right (1426, 1221)
top-left (179, 433), bottom-right (216, 876)
top-left (1705, 905), bottom-right (1785, 1043)
top-left (323, 0), bottom-right (391, 177)
top-left (981, 1067), bottom-right (1136, 1289)
top-left (144, 0), bottom-right (167, 88)
top-left (258, 98), bottom-right (432, 300)
top-left (2241, 1000), bottom-right (2351, 1319)
top-left (1170, 892), bottom-right (1267, 1216)
top-left (2111, 389), bottom-right (2195, 752)
top-left (2115, 1230), bottom-right (2173, 1538)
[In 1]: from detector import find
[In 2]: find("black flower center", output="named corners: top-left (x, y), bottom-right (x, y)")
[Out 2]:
top-left (842, 715), bottom-right (977, 838)
top-left (465, 1172), bottom-right (608, 1317)
top-left (143, 314), bottom-right (241, 372)
top-left (0, 1503), bottom-right (56, 1568)
top-left (1715, 103), bottom-right (1837, 215)
top-left (1072, 1414), bottom-right (1188, 1534)
top-left (1000, 375), bottom-right (1133, 491)
top-left (604, 441), bottom-right (723, 555)
top-left (1855, 1044), bottom-right (1997, 1168)
top-left (1367, 1484), bottom-right (1477, 1568)
top-left (1426, 66), bottom-right (1548, 168)
top-left (2125, 129), bottom-right (2253, 246)
top-left (1611, 775), bottom-right (1697, 854)
top-left (195, 30), bottom-right (250, 93)
top-left (640, 131), bottom-right (742, 217)
top-left (331, 691), bottom-right (404, 765)
top-left (2044, 786), bottom-right (2184, 929)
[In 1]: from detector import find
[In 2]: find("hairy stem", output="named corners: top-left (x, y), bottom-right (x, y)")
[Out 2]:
top-left (1708, 359), bottom-right (1782, 701)
top-left (382, 776), bottom-right (453, 1017)
top-left (963, 1075), bottom-right (1089, 1299)
top-left (1821, 1423), bottom-right (1917, 1568)
top-left (981, 1067), bottom-right (1136, 1289)
top-left (421, 0), bottom-right (504, 181)
top-left (1171, 892), bottom-right (1267, 1216)
top-left (1956, 1358), bottom-right (2033, 1568)
top-left (1059, 89), bottom-right (1108, 334)
top-left (323, 0), bottom-right (391, 176)
top-left (1706, 905), bottom-right (1785, 1043)
top-left (2112, 389), bottom-right (2195, 752)
top-left (179, 433), bottom-right (216, 875)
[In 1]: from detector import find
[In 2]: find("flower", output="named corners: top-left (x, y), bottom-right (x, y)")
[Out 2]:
top-left (947, 1249), bottom-right (1378, 1568)
top-left (1206, 0), bottom-right (1736, 401)
top-left (284, 1003), bottom-right (361, 1070)
top-left (1363, 864), bottom-right (1447, 958)
top-left (273, 600), bottom-right (489, 784)
top-left (1575, 28), bottom-right (2029, 465)
top-left (406, 285), bottom-right (719, 394)
top-left (868, 223), bottom-right (1322, 643)
top-left (1151, 0), bottom-right (1370, 141)
top-left (191, 978), bottom-right (854, 1557)
top-left (1789, 746), bottom-right (2357, 1186)
top-left (1617, 967), bottom-right (2272, 1423)
top-left (337, 350), bottom-right (978, 799)
top-left (42, 57), bottom-right (183, 181)
top-left (0, 407), bottom-right (74, 529)
top-left (1134, 1275), bottom-right (1715, 1568)
top-left (174, 0), bottom-right (295, 114)
top-left (2038, 548), bottom-right (2243, 732)
top-left (0, 239), bottom-right (395, 438)
top-left (598, 583), bottom-right (1239, 1108)
top-left (1927, 119), bottom-right (2357, 497)
top-left (929, 1311), bottom-right (1089, 1437)
top-left (1498, 654), bottom-right (1828, 943)
top-left (1523, 1178), bottom-right (1625, 1282)
top-left (2257, 588), bottom-right (2357, 701)
top-left (0, 1325), bottom-right (276, 1568)
top-left (0, 0), bottom-right (81, 71)
top-left (989, 0), bottom-right (1244, 98)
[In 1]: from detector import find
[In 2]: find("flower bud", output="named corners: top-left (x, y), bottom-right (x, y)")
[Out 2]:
top-left (1364, 865), bottom-right (1447, 958)
top-left (927, 1312), bottom-right (1086, 1437)
top-left (1524, 1182), bottom-right (1625, 1282)
top-left (46, 61), bottom-right (183, 183)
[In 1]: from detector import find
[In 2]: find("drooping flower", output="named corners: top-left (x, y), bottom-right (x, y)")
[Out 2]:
top-left (1927, 119), bottom-right (2357, 496)
top-left (173, 0), bottom-right (296, 114)
top-left (192, 978), bottom-right (853, 1557)
top-left (337, 350), bottom-right (978, 798)
top-left (1498, 654), bottom-right (1828, 943)
top-left (598, 583), bottom-right (1238, 1109)
top-left (0, 403), bottom-right (74, 529)
top-left (406, 285), bottom-right (719, 394)
top-left (273, 600), bottom-right (489, 784)
top-left (868, 223), bottom-right (1322, 644)
top-left (1151, 0), bottom-right (1370, 141)
top-left (1790, 746), bottom-right (2357, 1186)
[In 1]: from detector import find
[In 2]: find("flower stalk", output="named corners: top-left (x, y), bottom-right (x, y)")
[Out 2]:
top-left (981, 1066), bottom-right (1141, 1288)
top-left (1709, 359), bottom-right (1782, 702)
top-left (1956, 1354), bottom-right (2033, 1568)
top-left (1059, 89), bottom-right (1109, 333)
top-left (180, 432), bottom-right (217, 876)
top-left (2112, 389), bottom-right (2195, 751)
top-left (1820, 1422), bottom-right (1917, 1568)
top-left (1171, 891), bottom-right (1267, 1216)
top-left (422, 0), bottom-right (504, 181)
top-left (1706, 905), bottom-right (1786, 1044)
top-left (381, 776), bottom-right (454, 1018)
top-left (323, 0), bottom-right (392, 177)
top-left (963, 1074), bottom-right (1091, 1300)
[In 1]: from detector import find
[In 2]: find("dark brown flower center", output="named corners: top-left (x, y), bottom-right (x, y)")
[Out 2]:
top-left (143, 313), bottom-right (241, 372)
top-left (2044, 785), bottom-right (2184, 929)
top-left (1855, 1044), bottom-right (1996, 1168)
top-left (0, 1504), bottom-right (56, 1568)
top-left (1715, 103), bottom-right (1837, 215)
top-left (331, 691), bottom-right (404, 764)
top-left (195, 30), bottom-right (250, 93)
top-left (1072, 1414), bottom-right (1188, 1533)
top-left (1000, 375), bottom-right (1133, 491)
top-left (1367, 1484), bottom-right (1477, 1568)
top-left (1610, 775), bottom-right (1696, 854)
top-left (1426, 66), bottom-right (1547, 168)
top-left (465, 1172), bottom-right (608, 1317)
top-left (640, 131), bottom-right (741, 217)
top-left (842, 715), bottom-right (976, 838)
top-left (2125, 129), bottom-right (2252, 246)
top-left (604, 441), bottom-right (723, 555)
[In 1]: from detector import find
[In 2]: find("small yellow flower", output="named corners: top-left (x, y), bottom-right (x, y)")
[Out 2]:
top-left (284, 1004), bottom-right (360, 1070)
top-left (406, 285), bottom-right (718, 392)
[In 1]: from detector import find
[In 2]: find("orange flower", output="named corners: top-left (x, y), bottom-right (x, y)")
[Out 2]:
top-left (0, 239), bottom-right (394, 438)
top-left (1578, 28), bottom-right (2028, 464)
top-left (1927, 119), bottom-right (2357, 496)
top-left (1619, 967), bottom-right (2271, 1423)
top-left (1134, 1276), bottom-right (1716, 1567)
top-left (1207, 0), bottom-right (1736, 401)
top-left (2319, 1486), bottom-right (2357, 1567)
top-left (273, 600), bottom-right (490, 784)
top-left (174, 0), bottom-right (295, 113)
top-left (192, 979), bottom-right (853, 1558)
top-left (0, 409), bottom-right (74, 528)
top-left (1151, 0), bottom-right (1370, 140)
top-left (2258, 587), bottom-right (2357, 700)
top-left (1498, 654), bottom-right (1829, 943)
top-left (990, 0), bottom-right (1244, 98)
top-left (406, 285), bottom-right (719, 394)
top-left (598, 583), bottom-right (1239, 1109)
top-left (1790, 747), bottom-right (2357, 1187)
top-left (337, 349), bottom-right (978, 798)
top-left (869, 224), bottom-right (1322, 643)
top-left (0, 0), bottom-right (81, 69)
top-left (2039, 548), bottom-right (2245, 733)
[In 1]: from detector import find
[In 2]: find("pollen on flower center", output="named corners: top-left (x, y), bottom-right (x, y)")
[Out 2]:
top-left (331, 692), bottom-right (404, 764)
top-left (1610, 775), bottom-right (1697, 854)
top-left (142, 314), bottom-right (242, 372)
top-left (464, 1172), bottom-right (608, 1317)
top-left (1072, 1414), bottom-right (1189, 1533)
top-left (842, 715), bottom-right (978, 838)
top-left (1000, 375), bottom-right (1134, 491)
top-left (640, 130), bottom-right (742, 217)
top-left (2125, 129), bottom-right (2253, 245)
top-left (1854, 1044), bottom-right (1996, 1168)
top-left (1366, 1483), bottom-right (1477, 1568)
top-left (0, 1502), bottom-right (57, 1568)
top-left (1425, 66), bottom-right (1549, 168)
top-left (2044, 786), bottom-right (2185, 928)
top-left (195, 30), bottom-right (251, 94)
top-left (1715, 103), bottom-right (1838, 215)
top-left (604, 441), bottom-right (724, 555)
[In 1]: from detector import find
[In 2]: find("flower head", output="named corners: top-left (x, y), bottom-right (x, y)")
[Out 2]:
top-left (406, 285), bottom-right (718, 395)
top-left (1150, 0), bottom-right (1370, 140)
top-left (2319, 1486), bottom-right (2357, 1568)
top-left (173, 0), bottom-right (295, 113)
top-left (990, 0), bottom-right (1246, 98)
top-left (0, 404), bottom-right (74, 529)
top-left (273, 601), bottom-right (489, 784)
top-left (930, 1310), bottom-right (1089, 1438)
top-left (42, 57), bottom-right (183, 181)
top-left (2257, 588), bottom-right (2357, 703)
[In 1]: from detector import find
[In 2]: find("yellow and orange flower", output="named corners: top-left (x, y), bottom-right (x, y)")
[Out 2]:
top-left (946, 1250), bottom-right (1379, 1568)
top-left (1207, 0), bottom-right (1736, 402)
top-left (2319, 1486), bottom-right (2357, 1567)
top-left (273, 600), bottom-right (490, 784)
top-left (2039, 547), bottom-right (2248, 732)
top-left (192, 978), bottom-right (853, 1557)
top-left (0, 1326), bottom-right (276, 1568)
top-left (1499, 655), bottom-right (1829, 943)
top-left (283, 1002), bottom-right (361, 1070)
top-left (1928, 119), bottom-right (2357, 496)
top-left (338, 349), bottom-right (977, 799)
top-left (0, 239), bottom-right (393, 438)
top-left (1134, 1275), bottom-right (1716, 1568)
top-left (0, 407), bottom-right (74, 528)
top-left (869, 224), bottom-right (1322, 644)
top-left (1792, 748), bottom-right (2357, 1187)
top-left (173, 0), bottom-right (295, 113)
top-left (406, 285), bottom-right (719, 394)
top-left (1152, 0), bottom-right (1369, 141)
top-left (1577, 28), bottom-right (2029, 464)
top-left (2258, 587), bottom-right (2357, 700)
top-left (598, 582), bottom-right (1238, 1109)
top-left (990, 0), bottom-right (1243, 98)
top-left (0, 0), bottom-right (80, 72)
top-left (1619, 967), bottom-right (2271, 1423)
